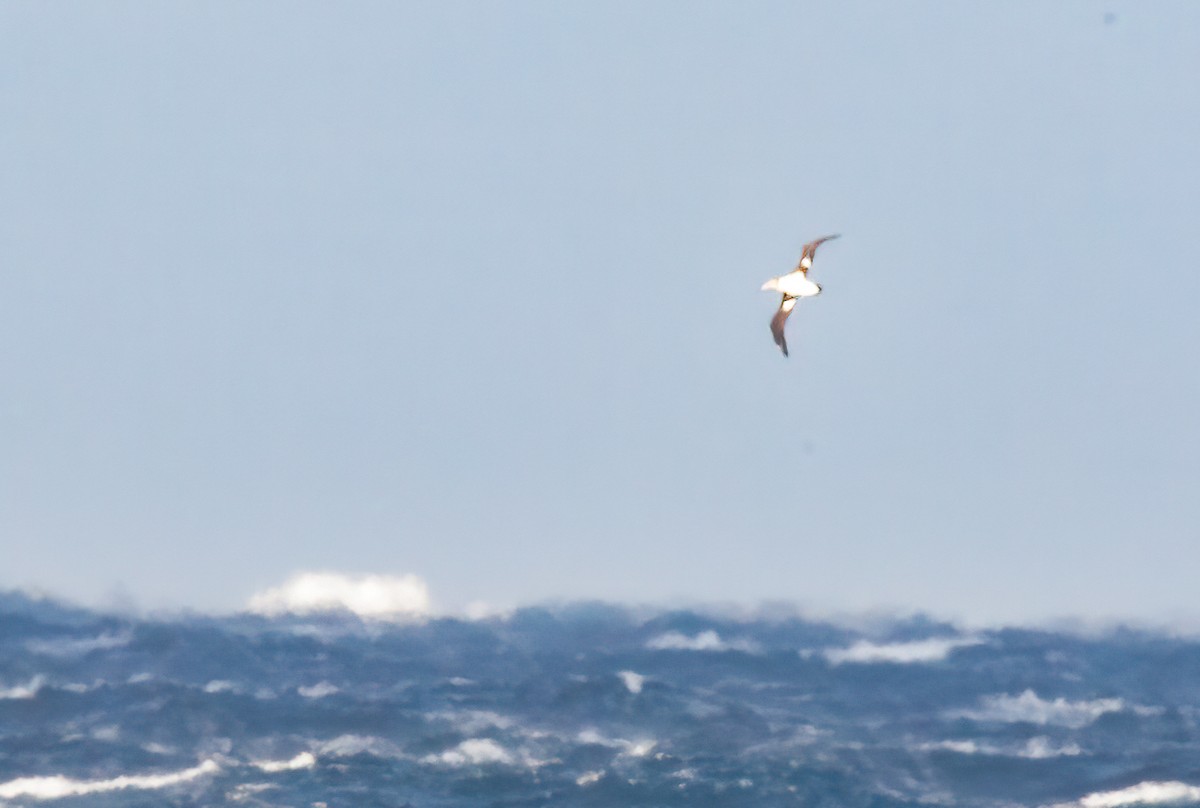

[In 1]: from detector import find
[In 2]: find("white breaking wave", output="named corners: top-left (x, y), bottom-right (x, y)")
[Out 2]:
top-left (247, 572), bottom-right (430, 620)
top-left (229, 783), bottom-right (278, 800)
top-left (422, 738), bottom-right (514, 767)
top-left (618, 671), bottom-right (645, 694)
top-left (0, 759), bottom-right (218, 800)
top-left (919, 736), bottom-right (1081, 759)
top-left (920, 739), bottom-right (984, 755)
top-left (297, 682), bottom-right (339, 699)
top-left (0, 676), bottom-right (45, 700)
top-left (1021, 736), bottom-right (1083, 759)
top-left (421, 738), bottom-right (555, 770)
top-left (577, 729), bottom-right (657, 758)
top-left (430, 710), bottom-right (514, 733)
top-left (1046, 781), bottom-right (1200, 807)
top-left (955, 689), bottom-right (1126, 729)
top-left (823, 636), bottom-right (983, 665)
top-left (253, 752), bottom-right (317, 773)
top-left (317, 735), bottom-right (402, 758)
top-left (645, 630), bottom-right (760, 653)
top-left (91, 726), bottom-right (120, 742)
top-left (26, 631), bottom-right (132, 658)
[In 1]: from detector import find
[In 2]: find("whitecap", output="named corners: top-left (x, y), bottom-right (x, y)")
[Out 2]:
top-left (919, 739), bottom-right (983, 755)
top-left (1055, 781), bottom-right (1200, 807)
top-left (577, 730), bottom-right (657, 758)
top-left (422, 738), bottom-right (514, 767)
top-left (247, 572), bottom-right (430, 621)
top-left (253, 752), bottom-right (316, 773)
top-left (919, 736), bottom-right (1082, 759)
top-left (228, 782), bottom-right (277, 800)
top-left (618, 671), bottom-right (645, 694)
top-left (428, 709), bottom-right (514, 733)
top-left (954, 689), bottom-right (1126, 729)
top-left (0, 676), bottom-right (45, 700)
top-left (421, 738), bottom-right (553, 770)
top-left (317, 734), bottom-right (402, 758)
top-left (576, 770), bottom-right (605, 786)
top-left (822, 636), bottom-right (983, 665)
top-left (26, 631), bottom-right (132, 658)
top-left (91, 725), bottom-right (120, 742)
top-left (1020, 736), bottom-right (1082, 759)
top-left (645, 630), bottom-right (760, 653)
top-left (297, 682), bottom-right (339, 699)
top-left (0, 760), bottom-right (218, 800)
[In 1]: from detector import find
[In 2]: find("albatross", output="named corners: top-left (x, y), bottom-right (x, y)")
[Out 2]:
top-left (759, 234), bottom-right (840, 356)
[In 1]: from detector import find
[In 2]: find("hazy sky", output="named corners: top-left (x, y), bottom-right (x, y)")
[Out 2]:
top-left (3, 2), bottom-right (1198, 624)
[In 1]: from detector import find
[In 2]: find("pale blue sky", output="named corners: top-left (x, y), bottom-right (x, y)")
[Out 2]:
top-left (3, 2), bottom-right (1198, 624)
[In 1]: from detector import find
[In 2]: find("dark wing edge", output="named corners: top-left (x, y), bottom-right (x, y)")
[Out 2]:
top-left (799, 233), bottom-right (841, 265)
top-left (769, 296), bottom-right (794, 357)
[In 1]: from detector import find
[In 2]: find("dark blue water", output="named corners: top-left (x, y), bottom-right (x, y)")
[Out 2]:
top-left (3, 592), bottom-right (1200, 807)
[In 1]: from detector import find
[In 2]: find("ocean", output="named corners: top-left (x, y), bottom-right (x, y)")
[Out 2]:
top-left (2, 591), bottom-right (1199, 807)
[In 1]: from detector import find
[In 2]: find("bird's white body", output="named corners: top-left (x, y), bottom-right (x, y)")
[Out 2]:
top-left (761, 273), bottom-right (821, 298)
top-left (759, 233), bottom-right (839, 357)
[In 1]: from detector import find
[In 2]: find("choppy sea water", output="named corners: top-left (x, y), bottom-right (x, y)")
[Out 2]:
top-left (3, 592), bottom-right (1200, 807)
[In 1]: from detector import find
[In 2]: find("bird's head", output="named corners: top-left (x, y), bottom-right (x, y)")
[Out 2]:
top-left (760, 278), bottom-right (779, 292)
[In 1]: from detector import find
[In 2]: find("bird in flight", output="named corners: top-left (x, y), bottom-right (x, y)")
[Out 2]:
top-left (759, 234), bottom-right (840, 357)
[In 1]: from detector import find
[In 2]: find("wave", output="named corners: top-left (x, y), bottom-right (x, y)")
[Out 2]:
top-left (822, 635), bottom-right (983, 665)
top-left (0, 760), bottom-right (218, 801)
top-left (3, 588), bottom-right (1200, 806)
top-left (645, 630), bottom-right (761, 653)
top-left (618, 670), bottom-right (645, 693)
top-left (1055, 781), bottom-right (1200, 807)
top-left (316, 734), bottom-right (403, 759)
top-left (246, 572), bottom-right (430, 620)
top-left (428, 709), bottom-right (515, 734)
top-left (954, 689), bottom-right (1131, 728)
top-left (421, 738), bottom-right (515, 767)
top-left (26, 631), bottom-right (132, 658)
top-left (252, 752), bottom-right (317, 773)
top-left (919, 736), bottom-right (1083, 759)
top-left (576, 729), bottom-right (657, 758)
top-left (297, 681), bottom-right (339, 698)
top-left (420, 738), bottom-right (552, 770)
top-left (576, 769), bottom-right (605, 786)
top-left (0, 676), bottom-right (44, 700)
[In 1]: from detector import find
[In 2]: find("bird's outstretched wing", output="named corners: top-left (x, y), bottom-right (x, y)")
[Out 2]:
top-left (770, 296), bottom-right (797, 357)
top-left (796, 233), bottom-right (840, 273)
